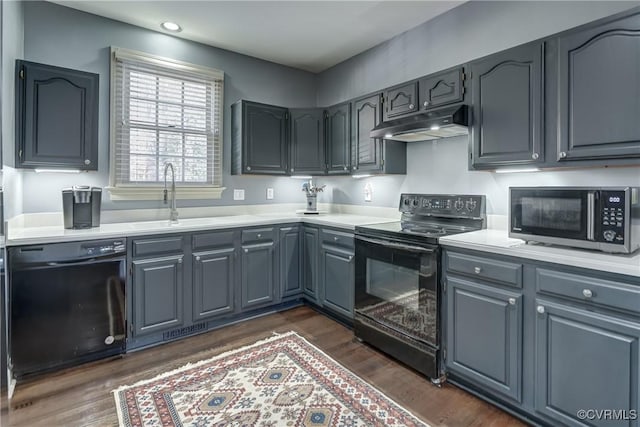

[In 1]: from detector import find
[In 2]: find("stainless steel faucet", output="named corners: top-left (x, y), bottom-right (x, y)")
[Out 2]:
top-left (163, 162), bottom-right (179, 224)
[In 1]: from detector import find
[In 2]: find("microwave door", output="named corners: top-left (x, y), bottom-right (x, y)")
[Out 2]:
top-left (511, 189), bottom-right (592, 241)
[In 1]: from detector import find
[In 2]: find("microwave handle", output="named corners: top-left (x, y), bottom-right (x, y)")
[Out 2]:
top-left (587, 191), bottom-right (595, 241)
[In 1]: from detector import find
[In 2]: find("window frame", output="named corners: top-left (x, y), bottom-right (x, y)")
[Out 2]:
top-left (107, 47), bottom-right (225, 200)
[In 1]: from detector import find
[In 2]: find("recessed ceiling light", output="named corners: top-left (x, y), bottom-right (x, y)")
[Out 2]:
top-left (161, 21), bottom-right (182, 32)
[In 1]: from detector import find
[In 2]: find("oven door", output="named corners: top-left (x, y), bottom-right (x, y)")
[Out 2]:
top-left (354, 235), bottom-right (439, 348)
top-left (510, 188), bottom-right (595, 241)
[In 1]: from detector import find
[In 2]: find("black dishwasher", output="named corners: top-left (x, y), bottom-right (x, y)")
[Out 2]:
top-left (8, 239), bottom-right (126, 379)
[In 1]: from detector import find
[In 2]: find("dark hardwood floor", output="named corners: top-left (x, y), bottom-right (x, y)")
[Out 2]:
top-left (5, 306), bottom-right (525, 426)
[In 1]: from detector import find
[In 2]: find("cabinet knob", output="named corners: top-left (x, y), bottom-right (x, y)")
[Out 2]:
top-left (474, 266), bottom-right (482, 274)
top-left (348, 255), bottom-right (353, 262)
top-left (559, 151), bottom-right (567, 159)
top-left (196, 256), bottom-right (201, 261)
top-left (246, 166), bottom-right (252, 171)
top-left (582, 289), bottom-right (593, 298)
top-left (423, 101), bottom-right (430, 108)
top-left (409, 104), bottom-right (415, 109)
top-left (244, 248), bottom-right (249, 253)
top-left (334, 236), bottom-right (339, 241)
top-left (537, 305), bottom-right (545, 314)
top-left (531, 153), bottom-right (539, 160)
top-left (291, 168), bottom-right (294, 172)
top-left (178, 258), bottom-right (183, 264)
top-left (508, 298), bottom-right (516, 306)
top-left (84, 159), bottom-right (91, 165)
top-left (344, 166), bottom-right (348, 171)
top-left (257, 233), bottom-right (262, 238)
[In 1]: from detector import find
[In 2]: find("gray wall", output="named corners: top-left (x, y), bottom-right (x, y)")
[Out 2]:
top-left (18, 1), bottom-right (320, 213)
top-left (316, 0), bottom-right (640, 215)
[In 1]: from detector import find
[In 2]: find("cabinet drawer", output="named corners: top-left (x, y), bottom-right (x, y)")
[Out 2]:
top-left (192, 231), bottom-right (235, 250)
top-left (536, 268), bottom-right (640, 314)
top-left (321, 229), bottom-right (354, 250)
top-left (446, 252), bottom-right (522, 288)
top-left (241, 227), bottom-right (274, 244)
top-left (132, 236), bottom-right (183, 258)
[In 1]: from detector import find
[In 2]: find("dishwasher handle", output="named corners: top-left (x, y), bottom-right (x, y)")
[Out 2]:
top-left (13, 251), bottom-right (126, 269)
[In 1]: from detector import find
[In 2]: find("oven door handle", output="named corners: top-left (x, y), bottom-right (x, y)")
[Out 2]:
top-left (355, 235), bottom-right (435, 253)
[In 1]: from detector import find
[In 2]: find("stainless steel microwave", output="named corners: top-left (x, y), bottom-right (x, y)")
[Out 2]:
top-left (509, 187), bottom-right (640, 254)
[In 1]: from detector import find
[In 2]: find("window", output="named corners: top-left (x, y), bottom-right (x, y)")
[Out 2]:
top-left (109, 47), bottom-right (224, 200)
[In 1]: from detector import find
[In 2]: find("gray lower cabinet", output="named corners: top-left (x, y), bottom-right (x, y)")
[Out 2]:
top-left (132, 255), bottom-right (184, 336)
top-left (290, 108), bottom-right (325, 175)
top-left (302, 227), bottom-right (319, 301)
top-left (320, 243), bottom-right (355, 319)
top-left (280, 226), bottom-right (302, 298)
top-left (445, 276), bottom-right (523, 403)
top-left (534, 299), bottom-right (640, 427)
top-left (554, 12), bottom-right (640, 162)
top-left (470, 42), bottom-right (544, 168)
top-left (231, 100), bottom-right (289, 175)
top-left (192, 248), bottom-right (235, 321)
top-left (325, 103), bottom-right (351, 174)
top-left (241, 241), bottom-right (276, 309)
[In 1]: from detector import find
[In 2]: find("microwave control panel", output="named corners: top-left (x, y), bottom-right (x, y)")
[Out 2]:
top-left (600, 191), bottom-right (625, 244)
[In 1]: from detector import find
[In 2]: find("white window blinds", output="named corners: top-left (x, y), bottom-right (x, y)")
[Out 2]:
top-left (110, 48), bottom-right (224, 196)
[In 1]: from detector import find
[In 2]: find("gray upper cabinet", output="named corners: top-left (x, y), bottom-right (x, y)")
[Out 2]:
top-left (382, 81), bottom-right (418, 121)
top-left (132, 255), bottom-right (184, 336)
top-left (241, 241), bottom-right (276, 309)
top-left (419, 68), bottom-right (465, 110)
top-left (279, 226), bottom-right (302, 298)
top-left (192, 248), bottom-right (235, 321)
top-left (325, 103), bottom-right (351, 174)
top-left (470, 43), bottom-right (544, 168)
top-left (352, 93), bottom-right (406, 174)
top-left (446, 276), bottom-right (522, 403)
top-left (554, 13), bottom-right (640, 161)
top-left (15, 60), bottom-right (98, 170)
top-left (290, 108), bottom-right (325, 175)
top-left (535, 299), bottom-right (640, 426)
top-left (231, 100), bottom-right (289, 175)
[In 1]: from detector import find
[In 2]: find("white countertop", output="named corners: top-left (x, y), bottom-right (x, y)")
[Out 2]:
top-left (5, 213), bottom-right (396, 246)
top-left (440, 229), bottom-right (640, 278)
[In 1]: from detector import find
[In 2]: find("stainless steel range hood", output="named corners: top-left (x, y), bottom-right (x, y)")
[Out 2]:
top-left (370, 104), bottom-right (469, 142)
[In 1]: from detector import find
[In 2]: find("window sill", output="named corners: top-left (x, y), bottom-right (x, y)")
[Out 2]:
top-left (106, 186), bottom-right (226, 201)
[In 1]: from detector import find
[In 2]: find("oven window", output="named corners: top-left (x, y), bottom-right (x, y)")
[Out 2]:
top-left (521, 196), bottom-right (582, 231)
top-left (366, 259), bottom-right (418, 302)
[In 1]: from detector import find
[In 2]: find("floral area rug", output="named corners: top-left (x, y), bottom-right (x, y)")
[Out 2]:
top-left (113, 331), bottom-right (429, 426)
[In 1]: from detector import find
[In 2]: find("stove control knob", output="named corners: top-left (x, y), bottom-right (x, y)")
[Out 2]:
top-left (454, 198), bottom-right (464, 212)
top-left (603, 230), bottom-right (616, 242)
top-left (412, 199), bottom-right (420, 207)
top-left (403, 198), bottom-right (411, 206)
top-left (466, 199), bottom-right (478, 212)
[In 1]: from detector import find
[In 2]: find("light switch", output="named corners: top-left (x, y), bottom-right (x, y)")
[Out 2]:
top-left (233, 189), bottom-right (245, 200)
top-left (266, 188), bottom-right (274, 200)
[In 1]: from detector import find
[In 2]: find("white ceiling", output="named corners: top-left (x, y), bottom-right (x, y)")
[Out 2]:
top-left (50, 1), bottom-right (464, 73)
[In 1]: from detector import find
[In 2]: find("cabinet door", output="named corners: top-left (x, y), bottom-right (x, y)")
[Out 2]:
top-left (383, 81), bottom-right (418, 121)
top-left (16, 60), bottom-right (98, 170)
top-left (470, 43), bottom-right (544, 167)
top-left (132, 255), bottom-right (184, 336)
top-left (535, 300), bottom-right (640, 426)
top-left (302, 227), bottom-right (319, 301)
top-left (418, 68), bottom-right (464, 110)
top-left (326, 103), bottom-right (351, 175)
top-left (241, 101), bottom-right (288, 175)
top-left (556, 14), bottom-right (640, 161)
top-left (352, 94), bottom-right (383, 172)
top-left (290, 108), bottom-right (325, 175)
top-left (241, 242), bottom-right (276, 309)
top-left (320, 244), bottom-right (354, 318)
top-left (192, 248), bottom-right (235, 321)
top-left (446, 276), bottom-right (522, 402)
top-left (280, 227), bottom-right (302, 298)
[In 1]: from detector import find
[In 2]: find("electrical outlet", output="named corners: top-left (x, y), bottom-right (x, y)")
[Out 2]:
top-left (266, 188), bottom-right (274, 200)
top-left (364, 183), bottom-right (373, 202)
top-left (233, 189), bottom-right (245, 200)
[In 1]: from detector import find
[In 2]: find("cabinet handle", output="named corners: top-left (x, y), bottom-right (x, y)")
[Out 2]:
top-left (423, 101), bottom-right (430, 108)
top-left (531, 153), bottom-right (539, 160)
top-left (84, 159), bottom-right (91, 165)
top-left (474, 266), bottom-right (482, 274)
top-left (195, 256), bottom-right (201, 261)
top-left (559, 151), bottom-right (567, 159)
top-left (409, 103), bottom-right (415, 109)
top-left (246, 166), bottom-right (252, 171)
top-left (508, 298), bottom-right (516, 306)
top-left (537, 305), bottom-right (545, 314)
top-left (582, 289), bottom-right (593, 298)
